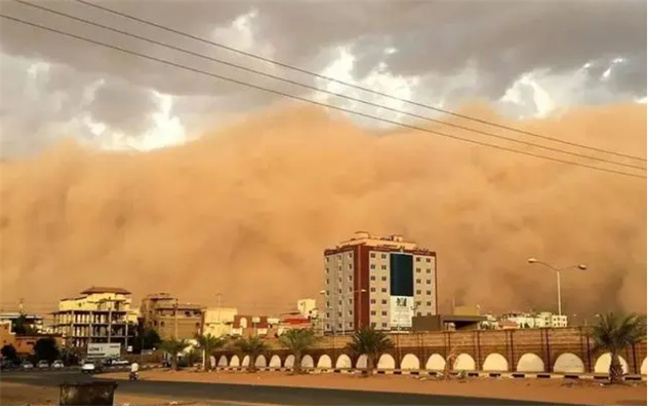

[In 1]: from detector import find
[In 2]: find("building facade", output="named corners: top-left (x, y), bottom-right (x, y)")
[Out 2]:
top-left (0, 312), bottom-right (44, 333)
top-left (323, 232), bottom-right (438, 333)
top-left (202, 307), bottom-right (238, 338)
top-left (52, 287), bottom-right (136, 348)
top-left (140, 293), bottom-right (204, 340)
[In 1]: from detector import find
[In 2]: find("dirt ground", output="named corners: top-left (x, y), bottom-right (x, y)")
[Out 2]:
top-left (99, 369), bottom-right (647, 406)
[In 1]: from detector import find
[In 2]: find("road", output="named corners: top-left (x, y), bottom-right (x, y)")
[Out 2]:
top-left (1, 370), bottom-right (583, 405)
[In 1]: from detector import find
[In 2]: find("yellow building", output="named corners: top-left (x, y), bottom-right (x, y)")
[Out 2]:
top-left (52, 287), bottom-right (136, 348)
top-left (140, 293), bottom-right (204, 340)
top-left (202, 307), bottom-right (238, 337)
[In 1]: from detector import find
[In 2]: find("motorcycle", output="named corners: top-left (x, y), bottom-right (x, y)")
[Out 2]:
top-left (129, 371), bottom-right (139, 381)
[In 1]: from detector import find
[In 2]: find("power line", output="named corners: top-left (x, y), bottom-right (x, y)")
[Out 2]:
top-left (72, 0), bottom-right (648, 163)
top-left (0, 14), bottom-right (645, 180)
top-left (15, 0), bottom-right (646, 171)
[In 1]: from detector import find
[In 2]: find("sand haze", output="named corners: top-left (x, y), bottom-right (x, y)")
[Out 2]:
top-left (0, 103), bottom-right (646, 315)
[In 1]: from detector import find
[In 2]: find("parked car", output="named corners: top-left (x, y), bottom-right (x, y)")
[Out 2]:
top-left (52, 360), bottom-right (64, 369)
top-left (37, 360), bottom-right (49, 369)
top-left (111, 359), bottom-right (130, 367)
top-left (21, 361), bottom-right (34, 370)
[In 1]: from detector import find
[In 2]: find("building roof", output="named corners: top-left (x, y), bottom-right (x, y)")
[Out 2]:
top-left (80, 287), bottom-right (131, 295)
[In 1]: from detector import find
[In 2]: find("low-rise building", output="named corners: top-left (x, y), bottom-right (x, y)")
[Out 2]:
top-left (52, 287), bottom-right (136, 348)
top-left (1, 321), bottom-right (63, 356)
top-left (202, 307), bottom-right (237, 337)
top-left (0, 312), bottom-right (44, 333)
top-left (141, 293), bottom-right (204, 340)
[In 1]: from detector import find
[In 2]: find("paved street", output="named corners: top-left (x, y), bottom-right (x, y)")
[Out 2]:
top-left (1, 370), bottom-right (584, 405)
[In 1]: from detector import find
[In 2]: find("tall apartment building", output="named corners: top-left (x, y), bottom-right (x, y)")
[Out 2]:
top-left (140, 293), bottom-right (204, 340)
top-left (323, 232), bottom-right (437, 333)
top-left (52, 287), bottom-right (136, 348)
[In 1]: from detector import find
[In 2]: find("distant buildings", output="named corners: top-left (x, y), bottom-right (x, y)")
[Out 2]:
top-left (323, 232), bottom-right (438, 334)
top-left (140, 293), bottom-right (203, 340)
top-left (0, 312), bottom-right (44, 333)
top-left (202, 307), bottom-right (237, 337)
top-left (0, 321), bottom-right (63, 356)
top-left (481, 311), bottom-right (569, 330)
top-left (52, 287), bottom-right (137, 348)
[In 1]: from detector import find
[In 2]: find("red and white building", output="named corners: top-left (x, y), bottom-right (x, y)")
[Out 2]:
top-left (322, 232), bottom-right (438, 334)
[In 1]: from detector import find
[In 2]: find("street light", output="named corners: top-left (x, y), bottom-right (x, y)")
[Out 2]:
top-left (527, 258), bottom-right (587, 316)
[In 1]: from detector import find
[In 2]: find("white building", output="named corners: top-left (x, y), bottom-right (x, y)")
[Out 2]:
top-left (202, 307), bottom-right (238, 337)
top-left (323, 232), bottom-right (437, 334)
top-left (500, 311), bottom-right (568, 329)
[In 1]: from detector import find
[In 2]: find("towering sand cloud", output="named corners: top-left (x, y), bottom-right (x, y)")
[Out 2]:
top-left (0, 103), bottom-right (646, 314)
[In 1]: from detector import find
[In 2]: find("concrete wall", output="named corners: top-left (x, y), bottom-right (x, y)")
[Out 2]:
top-left (215, 327), bottom-right (647, 375)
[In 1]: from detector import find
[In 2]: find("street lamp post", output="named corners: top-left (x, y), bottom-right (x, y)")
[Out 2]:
top-left (527, 258), bottom-right (587, 316)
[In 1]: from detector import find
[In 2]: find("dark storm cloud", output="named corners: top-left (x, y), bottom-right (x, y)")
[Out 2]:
top-left (0, 0), bottom-right (646, 157)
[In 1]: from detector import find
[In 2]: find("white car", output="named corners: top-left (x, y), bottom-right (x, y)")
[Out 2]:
top-left (21, 362), bottom-right (34, 369)
top-left (52, 360), bottom-right (64, 369)
top-left (81, 361), bottom-right (101, 374)
top-left (37, 360), bottom-right (49, 369)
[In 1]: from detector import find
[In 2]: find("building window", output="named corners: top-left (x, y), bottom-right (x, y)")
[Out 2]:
top-left (381, 299), bottom-right (387, 304)
top-left (426, 290), bottom-right (431, 295)
top-left (371, 264), bottom-right (376, 269)
top-left (382, 323), bottom-right (387, 327)
top-left (381, 311), bottom-right (387, 316)
top-left (416, 290), bottom-right (421, 294)
top-left (416, 268), bottom-right (421, 273)
top-left (426, 280), bottom-right (431, 284)
top-left (371, 276), bottom-right (376, 281)
top-left (381, 276), bottom-right (387, 281)
top-left (371, 253), bottom-right (376, 258)
top-left (348, 253), bottom-right (352, 258)
top-left (348, 276), bottom-right (352, 281)
top-left (381, 288), bottom-right (387, 293)
top-left (326, 301), bottom-right (330, 307)
top-left (338, 300), bottom-right (342, 305)
top-left (348, 299), bottom-right (352, 305)
top-left (426, 258), bottom-right (431, 263)
top-left (371, 322), bottom-right (377, 328)
top-left (381, 265), bottom-right (387, 270)
top-left (326, 257), bottom-right (330, 262)
top-left (416, 279), bottom-right (421, 283)
top-left (326, 313), bottom-right (330, 318)
top-left (326, 324), bottom-right (330, 329)
top-left (338, 312), bottom-right (342, 317)
top-left (338, 289), bottom-right (342, 294)
top-left (426, 269), bottom-right (431, 274)
top-left (371, 311), bottom-right (376, 316)
top-left (371, 288), bottom-right (376, 292)
top-left (416, 301), bottom-right (421, 306)
top-left (426, 301), bottom-right (432, 306)
top-left (348, 311), bottom-right (352, 316)
top-left (326, 279), bottom-right (329, 284)
top-left (416, 257), bottom-right (421, 262)
top-left (371, 299), bottom-right (376, 304)
top-left (325, 290), bottom-right (330, 296)
top-left (348, 264), bottom-right (352, 269)
top-left (381, 254), bottom-right (386, 259)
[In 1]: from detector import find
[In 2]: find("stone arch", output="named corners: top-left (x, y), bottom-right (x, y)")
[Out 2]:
top-left (641, 357), bottom-right (647, 375)
top-left (516, 353), bottom-right (545, 372)
top-left (269, 355), bottom-right (282, 368)
top-left (453, 353), bottom-right (476, 371)
top-left (425, 353), bottom-right (446, 371)
top-left (377, 353), bottom-right (396, 370)
top-left (355, 354), bottom-right (368, 369)
top-left (553, 353), bottom-right (585, 373)
top-left (336, 354), bottom-right (352, 369)
top-left (229, 355), bottom-right (240, 367)
top-left (400, 353), bottom-right (420, 370)
top-left (242, 355), bottom-right (250, 367)
top-left (284, 354), bottom-right (295, 368)
top-left (218, 355), bottom-right (228, 367)
top-left (317, 354), bottom-right (332, 369)
top-left (255, 355), bottom-right (267, 367)
top-left (482, 353), bottom-right (508, 371)
top-left (301, 354), bottom-right (314, 368)
top-left (594, 353), bottom-right (629, 374)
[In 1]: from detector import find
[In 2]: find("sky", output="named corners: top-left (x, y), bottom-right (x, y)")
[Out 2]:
top-left (0, 0), bottom-right (646, 156)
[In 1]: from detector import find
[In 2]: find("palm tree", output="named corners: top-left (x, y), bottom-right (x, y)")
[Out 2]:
top-left (234, 336), bottom-right (268, 372)
top-left (160, 338), bottom-right (189, 371)
top-left (590, 312), bottom-right (646, 384)
top-left (195, 334), bottom-right (224, 371)
top-left (279, 329), bottom-right (318, 374)
top-left (347, 326), bottom-right (393, 376)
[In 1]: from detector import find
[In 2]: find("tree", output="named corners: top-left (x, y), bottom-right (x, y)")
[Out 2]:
top-left (33, 337), bottom-right (60, 364)
top-left (13, 316), bottom-right (37, 335)
top-left (279, 329), bottom-right (318, 374)
top-left (590, 312), bottom-right (647, 384)
top-left (195, 334), bottom-right (224, 371)
top-left (160, 339), bottom-right (189, 371)
top-left (1, 344), bottom-right (17, 363)
top-left (134, 327), bottom-right (162, 353)
top-left (234, 336), bottom-right (268, 372)
top-left (346, 327), bottom-right (393, 376)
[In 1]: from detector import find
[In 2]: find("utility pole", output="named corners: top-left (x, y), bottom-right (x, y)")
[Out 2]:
top-left (174, 299), bottom-right (179, 340)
